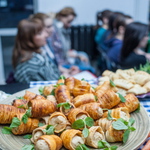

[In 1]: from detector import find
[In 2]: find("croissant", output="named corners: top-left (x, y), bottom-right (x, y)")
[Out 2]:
top-left (114, 93), bottom-right (140, 113)
top-left (68, 108), bottom-right (89, 124)
top-left (0, 104), bottom-right (25, 124)
top-left (28, 99), bottom-right (56, 118)
top-left (96, 89), bottom-right (120, 109)
top-left (31, 125), bottom-right (47, 143)
top-left (65, 77), bottom-right (76, 94)
top-left (72, 79), bottom-right (91, 97)
top-left (95, 118), bottom-right (113, 132)
top-left (79, 102), bottom-right (103, 120)
top-left (48, 112), bottom-right (68, 133)
top-left (47, 95), bottom-right (57, 104)
top-left (23, 91), bottom-right (36, 101)
top-left (35, 135), bottom-right (62, 150)
top-left (102, 107), bottom-right (130, 121)
top-left (105, 125), bottom-right (124, 142)
top-left (72, 93), bottom-right (96, 107)
top-left (12, 99), bottom-right (28, 109)
top-left (57, 78), bottom-right (65, 84)
top-left (43, 85), bottom-right (55, 96)
top-left (85, 126), bottom-right (105, 148)
top-left (96, 81), bottom-right (118, 92)
top-left (11, 113), bottom-right (39, 135)
top-left (55, 85), bottom-right (71, 103)
top-left (60, 129), bottom-right (85, 150)
top-left (34, 95), bottom-right (46, 100)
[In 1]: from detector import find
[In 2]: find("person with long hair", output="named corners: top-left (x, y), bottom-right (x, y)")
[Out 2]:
top-left (120, 22), bottom-right (150, 69)
top-left (12, 18), bottom-right (60, 83)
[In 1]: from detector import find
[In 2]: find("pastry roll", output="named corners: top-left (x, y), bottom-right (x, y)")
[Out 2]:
top-left (60, 129), bottom-right (85, 150)
top-left (95, 118), bottom-right (113, 132)
top-left (102, 107), bottom-right (130, 121)
top-left (34, 95), bottom-right (46, 100)
top-left (72, 93), bottom-right (96, 107)
top-left (12, 113), bottom-right (39, 135)
top-left (96, 81), bottom-right (118, 92)
top-left (55, 85), bottom-right (71, 103)
top-left (72, 79), bottom-right (91, 97)
top-left (96, 89), bottom-right (120, 109)
top-left (143, 81), bottom-right (150, 92)
top-left (65, 77), bottom-right (76, 94)
top-left (47, 95), bottom-right (57, 103)
top-left (79, 102), bottom-right (103, 120)
top-left (12, 99), bottom-right (28, 109)
top-left (114, 93), bottom-right (140, 113)
top-left (0, 104), bottom-right (25, 124)
top-left (102, 70), bottom-right (115, 78)
top-left (127, 84), bottom-right (147, 95)
top-left (43, 85), bottom-right (55, 96)
top-left (106, 126), bottom-right (124, 142)
top-left (23, 91), bottom-right (36, 101)
top-left (48, 112), bottom-right (68, 133)
top-left (39, 115), bottom-right (50, 125)
top-left (28, 99), bottom-right (56, 118)
top-left (85, 126), bottom-right (105, 148)
top-left (68, 108), bottom-right (89, 124)
top-left (35, 135), bottom-right (62, 150)
top-left (57, 78), bottom-right (65, 84)
top-left (31, 125), bottom-right (47, 143)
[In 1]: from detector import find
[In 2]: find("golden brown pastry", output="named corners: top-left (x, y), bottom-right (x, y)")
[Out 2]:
top-left (48, 112), bottom-right (68, 133)
top-left (31, 125), bottom-right (47, 143)
top-left (68, 108), bottom-right (89, 124)
top-left (85, 126), bottom-right (105, 148)
top-left (43, 85), bottom-right (55, 96)
top-left (34, 95), bottom-right (46, 100)
top-left (12, 99), bottom-right (28, 109)
top-left (60, 129), bottom-right (85, 150)
top-left (78, 102), bottom-right (103, 120)
top-left (72, 79), bottom-right (91, 97)
top-left (96, 81), bottom-right (118, 92)
top-left (55, 85), bottom-right (71, 103)
top-left (95, 118), bottom-right (113, 132)
top-left (65, 77), bottom-right (76, 94)
top-left (0, 104), bottom-right (25, 124)
top-left (28, 99), bottom-right (56, 118)
top-left (105, 125), bottom-right (124, 142)
top-left (114, 93), bottom-right (140, 113)
top-left (35, 135), bottom-right (62, 150)
top-left (96, 89), bottom-right (120, 109)
top-left (72, 93), bottom-right (96, 107)
top-left (39, 116), bottom-right (50, 125)
top-left (23, 91), bottom-right (37, 101)
top-left (102, 107), bottom-right (130, 121)
top-left (57, 78), bottom-right (65, 84)
top-left (46, 95), bottom-right (57, 103)
top-left (12, 113), bottom-right (39, 135)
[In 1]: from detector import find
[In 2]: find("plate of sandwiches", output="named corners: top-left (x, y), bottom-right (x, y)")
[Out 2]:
top-left (0, 77), bottom-right (150, 150)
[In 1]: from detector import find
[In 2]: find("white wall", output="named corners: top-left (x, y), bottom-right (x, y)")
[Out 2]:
top-left (37, 0), bottom-right (149, 25)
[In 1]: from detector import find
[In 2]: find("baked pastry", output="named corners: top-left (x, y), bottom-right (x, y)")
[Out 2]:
top-left (78, 102), bottom-right (103, 120)
top-left (60, 129), bottom-right (85, 150)
top-left (43, 85), bottom-right (55, 96)
top-left (85, 126), bottom-right (105, 148)
top-left (0, 104), bottom-right (25, 124)
top-left (23, 91), bottom-right (37, 101)
top-left (55, 85), bottom-right (71, 103)
top-left (143, 81), bottom-right (150, 92)
top-left (12, 99), bottom-right (28, 109)
top-left (48, 112), bottom-right (68, 133)
top-left (72, 93), bottom-right (96, 107)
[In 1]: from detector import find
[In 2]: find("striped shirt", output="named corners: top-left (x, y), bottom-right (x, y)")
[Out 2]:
top-left (14, 52), bottom-right (60, 83)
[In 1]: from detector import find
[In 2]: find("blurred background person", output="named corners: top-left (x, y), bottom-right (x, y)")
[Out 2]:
top-left (120, 22), bottom-right (150, 69)
top-left (12, 18), bottom-right (61, 83)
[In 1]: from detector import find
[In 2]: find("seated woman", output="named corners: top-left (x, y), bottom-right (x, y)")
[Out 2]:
top-left (106, 13), bottom-right (133, 64)
top-left (12, 18), bottom-right (60, 83)
top-left (29, 12), bottom-right (80, 77)
top-left (50, 7), bottom-right (95, 73)
top-left (119, 22), bottom-right (150, 69)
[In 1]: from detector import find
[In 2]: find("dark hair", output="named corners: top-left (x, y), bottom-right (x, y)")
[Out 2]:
top-left (12, 19), bottom-right (44, 68)
top-left (121, 22), bottom-right (148, 59)
top-left (56, 7), bottom-right (77, 19)
top-left (96, 9), bottom-right (112, 27)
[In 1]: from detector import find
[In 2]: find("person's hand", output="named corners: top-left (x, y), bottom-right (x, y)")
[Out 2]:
top-left (69, 66), bottom-right (80, 75)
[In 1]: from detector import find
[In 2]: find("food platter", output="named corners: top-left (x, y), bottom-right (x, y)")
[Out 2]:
top-left (0, 87), bottom-right (150, 150)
